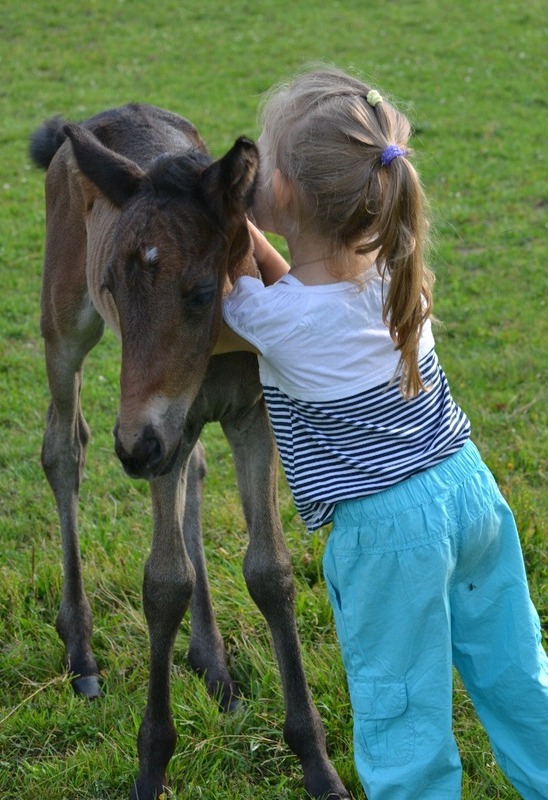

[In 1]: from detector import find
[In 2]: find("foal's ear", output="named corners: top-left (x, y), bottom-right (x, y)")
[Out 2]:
top-left (202, 137), bottom-right (259, 225)
top-left (63, 123), bottom-right (146, 208)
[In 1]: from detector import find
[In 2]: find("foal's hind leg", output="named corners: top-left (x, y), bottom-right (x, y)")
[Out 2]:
top-left (184, 441), bottom-right (240, 711)
top-left (41, 307), bottom-right (105, 697)
top-left (223, 399), bottom-right (349, 800)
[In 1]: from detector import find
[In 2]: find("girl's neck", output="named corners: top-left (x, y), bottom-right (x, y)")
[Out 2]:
top-left (286, 233), bottom-right (377, 285)
top-left (286, 232), bottom-right (341, 285)
top-left (290, 259), bottom-right (341, 285)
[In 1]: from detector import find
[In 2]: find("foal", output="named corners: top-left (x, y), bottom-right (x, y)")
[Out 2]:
top-left (31, 104), bottom-right (348, 800)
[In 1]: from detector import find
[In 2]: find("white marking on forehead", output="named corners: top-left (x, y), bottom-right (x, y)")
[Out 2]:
top-left (144, 246), bottom-right (159, 264)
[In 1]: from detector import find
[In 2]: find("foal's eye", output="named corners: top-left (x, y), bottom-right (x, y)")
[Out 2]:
top-left (185, 284), bottom-right (217, 310)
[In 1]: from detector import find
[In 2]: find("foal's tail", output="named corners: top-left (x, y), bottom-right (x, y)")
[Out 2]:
top-left (29, 116), bottom-right (68, 170)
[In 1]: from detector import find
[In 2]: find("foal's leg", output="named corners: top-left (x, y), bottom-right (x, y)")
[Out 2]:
top-left (184, 441), bottom-right (240, 711)
top-left (131, 448), bottom-right (196, 800)
top-left (41, 307), bottom-right (105, 698)
top-left (222, 399), bottom-right (349, 800)
top-left (40, 157), bottom-right (108, 697)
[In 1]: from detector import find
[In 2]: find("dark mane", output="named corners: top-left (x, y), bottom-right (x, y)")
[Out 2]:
top-left (87, 104), bottom-right (206, 166)
top-left (146, 150), bottom-right (212, 199)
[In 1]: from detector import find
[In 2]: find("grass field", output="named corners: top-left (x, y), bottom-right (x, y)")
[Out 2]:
top-left (0, 0), bottom-right (546, 798)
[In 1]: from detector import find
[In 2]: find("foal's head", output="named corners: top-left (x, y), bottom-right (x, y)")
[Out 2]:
top-left (64, 124), bottom-right (258, 479)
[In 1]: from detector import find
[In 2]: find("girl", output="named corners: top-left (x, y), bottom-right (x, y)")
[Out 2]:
top-left (214, 67), bottom-right (548, 799)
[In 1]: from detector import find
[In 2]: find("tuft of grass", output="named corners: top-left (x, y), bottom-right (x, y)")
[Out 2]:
top-left (0, 1), bottom-right (545, 798)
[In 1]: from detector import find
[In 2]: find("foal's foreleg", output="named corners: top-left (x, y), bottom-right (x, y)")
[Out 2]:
top-left (184, 441), bottom-right (240, 711)
top-left (42, 324), bottom-right (104, 698)
top-left (131, 454), bottom-right (196, 800)
top-left (223, 402), bottom-right (349, 800)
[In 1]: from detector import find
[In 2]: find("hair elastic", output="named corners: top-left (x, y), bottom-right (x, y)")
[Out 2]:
top-left (366, 89), bottom-right (383, 107)
top-left (380, 144), bottom-right (408, 166)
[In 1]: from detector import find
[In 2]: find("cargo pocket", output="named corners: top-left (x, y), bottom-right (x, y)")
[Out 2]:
top-left (350, 677), bottom-right (414, 767)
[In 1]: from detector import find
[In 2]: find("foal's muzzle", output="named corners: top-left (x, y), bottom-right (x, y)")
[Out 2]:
top-left (114, 422), bottom-right (168, 479)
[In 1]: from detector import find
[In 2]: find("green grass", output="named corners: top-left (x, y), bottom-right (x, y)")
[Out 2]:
top-left (0, 0), bottom-right (546, 798)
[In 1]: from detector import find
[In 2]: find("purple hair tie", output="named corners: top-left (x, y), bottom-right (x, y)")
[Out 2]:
top-left (380, 144), bottom-right (407, 166)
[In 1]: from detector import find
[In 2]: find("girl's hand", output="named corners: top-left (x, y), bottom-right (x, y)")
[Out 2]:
top-left (247, 219), bottom-right (290, 285)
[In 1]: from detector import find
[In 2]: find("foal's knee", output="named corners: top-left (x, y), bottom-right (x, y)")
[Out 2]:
top-left (243, 547), bottom-right (295, 614)
top-left (142, 557), bottom-right (195, 632)
top-left (41, 405), bottom-right (89, 487)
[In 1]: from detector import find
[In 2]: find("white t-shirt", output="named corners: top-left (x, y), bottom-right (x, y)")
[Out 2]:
top-left (223, 270), bottom-right (470, 530)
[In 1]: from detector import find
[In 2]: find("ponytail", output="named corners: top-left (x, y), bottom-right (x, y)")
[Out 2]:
top-left (357, 103), bottom-right (434, 398)
top-left (376, 157), bottom-right (433, 398)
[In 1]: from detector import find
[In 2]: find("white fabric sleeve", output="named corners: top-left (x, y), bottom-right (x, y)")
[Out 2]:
top-left (222, 276), bottom-right (305, 355)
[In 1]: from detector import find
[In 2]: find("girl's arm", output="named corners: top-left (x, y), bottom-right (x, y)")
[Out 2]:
top-left (212, 222), bottom-right (288, 355)
top-left (248, 220), bottom-right (290, 285)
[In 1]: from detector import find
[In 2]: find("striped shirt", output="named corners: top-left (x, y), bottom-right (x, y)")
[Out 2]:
top-left (224, 271), bottom-right (470, 530)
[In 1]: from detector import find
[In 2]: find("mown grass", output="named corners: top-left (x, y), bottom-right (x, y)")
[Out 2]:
top-left (0, 0), bottom-right (546, 798)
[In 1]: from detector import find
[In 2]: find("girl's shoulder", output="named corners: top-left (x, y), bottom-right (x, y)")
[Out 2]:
top-left (223, 275), bottom-right (312, 352)
top-left (227, 273), bottom-right (314, 311)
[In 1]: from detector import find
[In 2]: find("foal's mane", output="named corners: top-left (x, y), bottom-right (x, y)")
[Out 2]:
top-left (146, 151), bottom-right (212, 199)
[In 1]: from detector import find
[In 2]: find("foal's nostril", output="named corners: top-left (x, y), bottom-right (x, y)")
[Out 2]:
top-left (114, 424), bottom-right (166, 477)
top-left (132, 428), bottom-right (165, 472)
top-left (142, 435), bottom-right (163, 470)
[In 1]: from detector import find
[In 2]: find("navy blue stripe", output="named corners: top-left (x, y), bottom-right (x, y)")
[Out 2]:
top-left (263, 351), bottom-right (470, 530)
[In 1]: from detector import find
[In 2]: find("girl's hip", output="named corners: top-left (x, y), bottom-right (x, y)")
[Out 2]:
top-left (331, 441), bottom-right (507, 554)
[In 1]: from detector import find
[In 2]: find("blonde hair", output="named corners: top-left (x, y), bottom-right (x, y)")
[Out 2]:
top-left (259, 66), bottom-right (434, 398)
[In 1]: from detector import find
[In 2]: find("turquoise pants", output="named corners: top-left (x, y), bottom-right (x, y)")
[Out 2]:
top-left (323, 441), bottom-right (548, 799)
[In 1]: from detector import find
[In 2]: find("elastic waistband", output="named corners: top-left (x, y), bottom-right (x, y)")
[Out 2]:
top-left (334, 440), bottom-right (485, 526)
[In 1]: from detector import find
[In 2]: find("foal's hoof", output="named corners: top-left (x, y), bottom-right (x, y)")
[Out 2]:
top-left (305, 763), bottom-right (351, 800)
top-left (130, 775), bottom-right (169, 800)
top-left (73, 674), bottom-right (101, 699)
top-left (318, 794), bottom-right (351, 800)
top-left (215, 681), bottom-right (243, 714)
top-left (224, 694), bottom-right (244, 713)
top-left (308, 789), bottom-right (351, 800)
